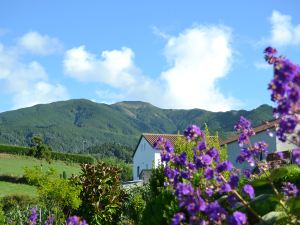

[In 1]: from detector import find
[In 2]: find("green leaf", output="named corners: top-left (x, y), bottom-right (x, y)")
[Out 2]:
top-left (255, 211), bottom-right (287, 225)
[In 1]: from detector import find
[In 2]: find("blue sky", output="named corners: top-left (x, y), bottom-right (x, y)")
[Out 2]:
top-left (0, 0), bottom-right (299, 112)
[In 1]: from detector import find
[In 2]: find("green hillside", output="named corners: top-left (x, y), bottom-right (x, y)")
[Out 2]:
top-left (0, 99), bottom-right (273, 152)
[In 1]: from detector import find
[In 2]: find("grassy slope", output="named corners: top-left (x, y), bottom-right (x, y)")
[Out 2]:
top-left (0, 153), bottom-right (82, 197)
top-left (0, 154), bottom-right (81, 177)
top-left (0, 181), bottom-right (37, 197)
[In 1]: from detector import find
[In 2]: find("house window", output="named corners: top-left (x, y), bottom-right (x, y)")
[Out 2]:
top-left (137, 166), bottom-right (140, 179)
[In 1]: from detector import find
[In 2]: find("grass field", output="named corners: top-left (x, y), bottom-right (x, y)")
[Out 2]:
top-left (0, 181), bottom-right (37, 197)
top-left (0, 153), bottom-right (81, 178)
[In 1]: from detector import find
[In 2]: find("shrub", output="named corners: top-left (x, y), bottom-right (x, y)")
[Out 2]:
top-left (0, 194), bottom-right (37, 214)
top-left (51, 151), bottom-right (96, 164)
top-left (74, 162), bottom-right (126, 225)
top-left (24, 166), bottom-right (82, 222)
top-left (0, 144), bottom-right (30, 155)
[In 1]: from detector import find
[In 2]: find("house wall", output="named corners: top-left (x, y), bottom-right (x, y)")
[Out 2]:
top-left (227, 128), bottom-right (277, 169)
top-left (133, 137), bottom-right (160, 180)
top-left (276, 124), bottom-right (299, 152)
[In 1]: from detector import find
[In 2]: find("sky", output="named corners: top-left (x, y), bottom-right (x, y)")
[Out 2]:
top-left (0, 0), bottom-right (299, 113)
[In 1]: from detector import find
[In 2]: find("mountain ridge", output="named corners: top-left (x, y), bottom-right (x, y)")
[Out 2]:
top-left (0, 99), bottom-right (273, 152)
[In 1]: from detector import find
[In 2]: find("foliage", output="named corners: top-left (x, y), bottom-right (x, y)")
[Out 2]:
top-left (101, 157), bottom-right (133, 181)
top-left (28, 136), bottom-right (52, 162)
top-left (0, 144), bottom-right (95, 164)
top-left (74, 162), bottom-right (126, 225)
top-left (122, 185), bottom-right (150, 225)
top-left (141, 190), bottom-right (178, 225)
top-left (82, 142), bottom-right (133, 163)
top-left (24, 166), bottom-right (82, 221)
top-left (0, 144), bottom-right (30, 155)
top-left (51, 151), bottom-right (96, 164)
top-left (0, 194), bottom-right (37, 213)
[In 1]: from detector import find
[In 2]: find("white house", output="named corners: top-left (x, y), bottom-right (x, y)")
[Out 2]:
top-left (132, 133), bottom-right (181, 181)
top-left (221, 119), bottom-right (297, 169)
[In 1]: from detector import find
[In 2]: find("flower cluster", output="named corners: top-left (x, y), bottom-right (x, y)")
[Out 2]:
top-left (156, 125), bottom-right (250, 225)
top-left (264, 47), bottom-right (300, 164)
top-left (28, 208), bottom-right (88, 225)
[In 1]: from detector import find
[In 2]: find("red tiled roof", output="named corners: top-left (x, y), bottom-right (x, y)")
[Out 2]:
top-left (220, 119), bottom-right (279, 146)
top-left (142, 133), bottom-right (183, 148)
top-left (132, 133), bottom-right (183, 157)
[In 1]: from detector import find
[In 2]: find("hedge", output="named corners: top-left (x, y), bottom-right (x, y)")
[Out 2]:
top-left (51, 152), bottom-right (96, 164)
top-left (0, 144), bottom-right (96, 164)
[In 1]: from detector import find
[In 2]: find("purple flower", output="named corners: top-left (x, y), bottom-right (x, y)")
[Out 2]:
top-left (205, 201), bottom-right (227, 223)
top-left (164, 167), bottom-right (179, 183)
top-left (234, 116), bottom-right (255, 144)
top-left (227, 194), bottom-right (238, 206)
top-left (216, 161), bottom-right (233, 173)
top-left (228, 211), bottom-right (247, 225)
top-left (195, 154), bottom-right (212, 168)
top-left (243, 184), bottom-right (255, 199)
top-left (204, 167), bottom-right (214, 180)
top-left (197, 141), bottom-right (206, 151)
top-left (282, 182), bottom-right (298, 199)
top-left (171, 212), bottom-right (185, 225)
top-left (184, 125), bottom-right (204, 141)
top-left (243, 169), bottom-right (252, 178)
top-left (206, 147), bottom-right (220, 162)
top-left (175, 183), bottom-right (194, 198)
top-left (174, 152), bottom-right (187, 166)
top-left (219, 183), bottom-right (231, 194)
top-left (44, 215), bottom-right (54, 225)
top-left (292, 148), bottom-right (300, 165)
top-left (205, 187), bottom-right (214, 197)
top-left (29, 207), bottom-right (37, 225)
top-left (228, 175), bottom-right (239, 188)
top-left (66, 216), bottom-right (88, 225)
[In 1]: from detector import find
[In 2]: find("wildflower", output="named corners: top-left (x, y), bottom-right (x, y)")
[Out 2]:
top-left (219, 183), bottom-right (231, 194)
top-left (292, 148), bottom-right (300, 165)
top-left (66, 216), bottom-right (88, 225)
top-left (206, 147), bottom-right (220, 162)
top-left (184, 125), bottom-right (203, 141)
top-left (197, 141), bottom-right (206, 151)
top-left (29, 207), bottom-right (37, 225)
top-left (228, 211), bottom-right (247, 225)
top-left (228, 175), bottom-right (239, 188)
top-left (204, 167), bottom-right (214, 180)
top-left (243, 184), bottom-right (255, 199)
top-left (282, 182), bottom-right (298, 199)
top-left (171, 212), bottom-right (185, 225)
top-left (216, 161), bottom-right (233, 173)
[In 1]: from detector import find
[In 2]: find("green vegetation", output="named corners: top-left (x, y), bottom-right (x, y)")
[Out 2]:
top-left (0, 99), bottom-right (273, 153)
top-left (0, 181), bottom-right (37, 197)
top-left (0, 144), bottom-right (96, 164)
top-left (0, 154), bottom-right (81, 178)
top-left (74, 162), bottom-right (126, 225)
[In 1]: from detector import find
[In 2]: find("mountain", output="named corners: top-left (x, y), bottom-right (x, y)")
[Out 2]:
top-left (0, 99), bottom-right (273, 152)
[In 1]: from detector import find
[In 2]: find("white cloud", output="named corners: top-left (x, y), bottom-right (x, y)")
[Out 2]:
top-left (18, 31), bottom-right (63, 55)
top-left (159, 26), bottom-right (238, 111)
top-left (64, 26), bottom-right (239, 111)
top-left (12, 82), bottom-right (68, 109)
top-left (0, 41), bottom-right (68, 109)
top-left (64, 46), bottom-right (137, 88)
top-left (268, 10), bottom-right (300, 46)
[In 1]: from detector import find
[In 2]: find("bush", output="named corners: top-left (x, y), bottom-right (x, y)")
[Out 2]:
top-left (0, 143), bottom-right (96, 164)
top-left (24, 166), bottom-right (81, 221)
top-left (74, 162), bottom-right (126, 225)
top-left (0, 194), bottom-right (37, 214)
top-left (51, 151), bottom-right (96, 164)
top-left (0, 144), bottom-right (30, 155)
